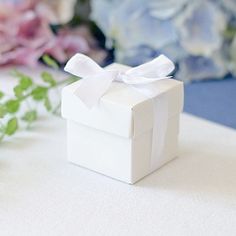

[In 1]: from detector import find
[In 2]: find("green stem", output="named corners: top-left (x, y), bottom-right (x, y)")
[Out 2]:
top-left (0, 121), bottom-right (5, 141)
top-left (52, 76), bottom-right (79, 87)
top-left (0, 74), bottom-right (78, 143)
top-left (52, 101), bottom-right (61, 115)
top-left (0, 133), bottom-right (4, 142)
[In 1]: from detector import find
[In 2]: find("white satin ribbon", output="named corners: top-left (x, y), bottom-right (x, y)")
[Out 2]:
top-left (64, 53), bottom-right (175, 172)
top-left (64, 53), bottom-right (174, 108)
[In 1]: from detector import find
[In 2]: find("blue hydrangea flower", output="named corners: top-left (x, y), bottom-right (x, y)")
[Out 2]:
top-left (175, 1), bottom-right (227, 56)
top-left (90, 0), bottom-right (120, 36)
top-left (115, 45), bottom-right (157, 66)
top-left (91, 0), bottom-right (177, 62)
top-left (148, 0), bottom-right (189, 20)
top-left (218, 0), bottom-right (236, 17)
top-left (91, 0), bottom-right (232, 81)
top-left (229, 36), bottom-right (236, 75)
top-left (176, 54), bottom-right (227, 82)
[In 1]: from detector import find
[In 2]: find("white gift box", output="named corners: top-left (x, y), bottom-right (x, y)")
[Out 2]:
top-left (61, 63), bottom-right (183, 184)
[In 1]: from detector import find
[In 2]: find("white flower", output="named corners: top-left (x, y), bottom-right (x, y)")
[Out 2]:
top-left (39, 0), bottom-right (77, 24)
top-left (175, 0), bottom-right (227, 56)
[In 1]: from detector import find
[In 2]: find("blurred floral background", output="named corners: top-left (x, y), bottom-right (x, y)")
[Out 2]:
top-left (1, 0), bottom-right (236, 82)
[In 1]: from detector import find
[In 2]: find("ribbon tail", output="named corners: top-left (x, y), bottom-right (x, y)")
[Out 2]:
top-left (73, 71), bottom-right (117, 108)
top-left (150, 93), bottom-right (169, 171)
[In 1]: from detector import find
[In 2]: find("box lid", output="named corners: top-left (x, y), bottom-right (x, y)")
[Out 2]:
top-left (61, 63), bottom-right (183, 138)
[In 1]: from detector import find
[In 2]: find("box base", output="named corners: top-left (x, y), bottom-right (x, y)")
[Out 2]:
top-left (66, 117), bottom-right (179, 184)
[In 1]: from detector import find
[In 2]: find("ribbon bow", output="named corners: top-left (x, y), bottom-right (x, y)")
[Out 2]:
top-left (64, 53), bottom-right (175, 108)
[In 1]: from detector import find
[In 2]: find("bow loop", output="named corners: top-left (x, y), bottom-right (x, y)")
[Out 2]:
top-left (126, 54), bottom-right (175, 78)
top-left (64, 53), bottom-right (103, 78)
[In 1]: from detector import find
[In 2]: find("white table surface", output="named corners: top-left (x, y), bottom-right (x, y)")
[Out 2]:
top-left (1, 70), bottom-right (236, 236)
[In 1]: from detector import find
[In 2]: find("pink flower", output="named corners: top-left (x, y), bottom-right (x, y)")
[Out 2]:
top-left (0, 47), bottom-right (42, 67)
top-left (0, 0), bottom-right (107, 67)
top-left (43, 34), bottom-right (90, 63)
top-left (56, 26), bottom-right (107, 64)
top-left (0, 1), bottom-right (52, 67)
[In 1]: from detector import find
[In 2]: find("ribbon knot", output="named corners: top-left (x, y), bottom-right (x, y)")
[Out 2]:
top-left (64, 53), bottom-right (175, 108)
top-left (116, 72), bottom-right (126, 82)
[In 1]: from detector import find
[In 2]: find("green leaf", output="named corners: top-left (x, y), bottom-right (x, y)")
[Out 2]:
top-left (31, 86), bottom-right (48, 101)
top-left (44, 96), bottom-right (52, 111)
top-left (19, 76), bottom-right (33, 90)
top-left (5, 99), bottom-right (20, 113)
top-left (11, 70), bottom-right (33, 89)
top-left (5, 117), bottom-right (18, 135)
top-left (11, 70), bottom-right (33, 91)
top-left (0, 91), bottom-right (4, 99)
top-left (0, 104), bottom-right (6, 118)
top-left (10, 69), bottom-right (24, 77)
top-left (42, 55), bottom-right (59, 69)
top-left (22, 110), bottom-right (37, 123)
top-left (41, 72), bottom-right (56, 86)
top-left (13, 85), bottom-right (24, 98)
top-left (223, 25), bottom-right (236, 40)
